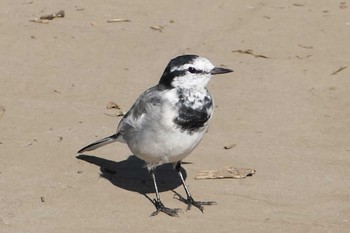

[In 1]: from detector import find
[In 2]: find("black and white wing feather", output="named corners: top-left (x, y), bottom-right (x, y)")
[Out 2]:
top-left (77, 85), bottom-right (165, 153)
top-left (116, 85), bottom-right (165, 141)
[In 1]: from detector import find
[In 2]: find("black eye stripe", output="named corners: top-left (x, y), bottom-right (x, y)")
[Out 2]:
top-left (188, 67), bottom-right (207, 74)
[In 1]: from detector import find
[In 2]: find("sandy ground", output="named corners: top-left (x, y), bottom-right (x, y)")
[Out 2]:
top-left (1, 0), bottom-right (350, 232)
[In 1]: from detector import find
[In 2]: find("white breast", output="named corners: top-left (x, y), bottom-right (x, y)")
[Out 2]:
top-left (123, 88), bottom-right (212, 166)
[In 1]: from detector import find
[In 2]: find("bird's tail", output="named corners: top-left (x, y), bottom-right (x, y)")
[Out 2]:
top-left (77, 133), bottom-right (120, 153)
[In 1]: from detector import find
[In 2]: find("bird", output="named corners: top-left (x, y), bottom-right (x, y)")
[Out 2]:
top-left (78, 54), bottom-right (233, 216)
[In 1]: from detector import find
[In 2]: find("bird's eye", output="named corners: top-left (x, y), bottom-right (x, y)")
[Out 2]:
top-left (188, 67), bottom-right (197, 73)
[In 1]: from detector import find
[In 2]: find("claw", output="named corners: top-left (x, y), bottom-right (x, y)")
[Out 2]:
top-left (173, 193), bottom-right (216, 212)
top-left (151, 199), bottom-right (182, 217)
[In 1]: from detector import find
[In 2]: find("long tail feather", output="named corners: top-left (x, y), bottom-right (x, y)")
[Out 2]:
top-left (77, 134), bottom-right (120, 153)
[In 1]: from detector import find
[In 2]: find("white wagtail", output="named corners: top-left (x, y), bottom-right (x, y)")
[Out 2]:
top-left (78, 55), bottom-right (233, 216)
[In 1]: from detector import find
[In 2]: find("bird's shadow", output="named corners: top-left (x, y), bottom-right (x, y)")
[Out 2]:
top-left (76, 154), bottom-right (186, 194)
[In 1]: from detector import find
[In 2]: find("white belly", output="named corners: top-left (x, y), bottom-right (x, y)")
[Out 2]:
top-left (126, 126), bottom-right (207, 165)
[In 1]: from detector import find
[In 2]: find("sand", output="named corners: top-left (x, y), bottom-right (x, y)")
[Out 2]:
top-left (1, 1), bottom-right (349, 232)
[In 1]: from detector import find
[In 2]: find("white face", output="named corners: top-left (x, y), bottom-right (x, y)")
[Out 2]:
top-left (170, 57), bottom-right (215, 89)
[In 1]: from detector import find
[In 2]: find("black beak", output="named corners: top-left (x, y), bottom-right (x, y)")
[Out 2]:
top-left (210, 67), bottom-right (233, 75)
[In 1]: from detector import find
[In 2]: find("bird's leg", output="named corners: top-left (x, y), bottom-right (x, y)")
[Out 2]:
top-left (149, 168), bottom-right (182, 217)
top-left (174, 161), bottom-right (217, 212)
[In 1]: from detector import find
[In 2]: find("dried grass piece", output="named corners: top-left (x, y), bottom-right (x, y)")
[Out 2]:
top-left (29, 18), bottom-right (49, 24)
top-left (331, 65), bottom-right (348, 76)
top-left (195, 166), bottom-right (256, 180)
top-left (232, 49), bottom-right (269, 58)
top-left (150, 25), bottom-right (164, 32)
top-left (296, 55), bottom-right (312, 59)
top-left (107, 19), bottom-right (131, 23)
top-left (293, 3), bottom-right (305, 7)
top-left (298, 44), bottom-right (313, 49)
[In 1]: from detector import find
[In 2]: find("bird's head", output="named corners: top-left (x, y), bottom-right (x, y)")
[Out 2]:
top-left (159, 55), bottom-right (233, 89)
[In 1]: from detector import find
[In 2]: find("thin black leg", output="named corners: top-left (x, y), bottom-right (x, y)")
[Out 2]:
top-left (174, 161), bottom-right (217, 212)
top-left (149, 168), bottom-right (181, 217)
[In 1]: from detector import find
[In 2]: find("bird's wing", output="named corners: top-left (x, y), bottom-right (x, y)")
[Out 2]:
top-left (116, 85), bottom-right (164, 137)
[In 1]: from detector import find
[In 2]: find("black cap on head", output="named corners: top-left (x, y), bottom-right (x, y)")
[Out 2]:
top-left (159, 55), bottom-right (199, 88)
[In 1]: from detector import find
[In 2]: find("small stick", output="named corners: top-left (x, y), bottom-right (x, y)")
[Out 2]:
top-left (331, 65), bottom-right (348, 76)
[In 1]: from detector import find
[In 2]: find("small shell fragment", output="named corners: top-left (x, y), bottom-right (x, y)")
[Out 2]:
top-left (105, 101), bottom-right (124, 117)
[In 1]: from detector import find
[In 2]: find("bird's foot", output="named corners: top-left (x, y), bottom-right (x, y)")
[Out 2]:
top-left (173, 193), bottom-right (217, 212)
top-left (151, 199), bottom-right (182, 217)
